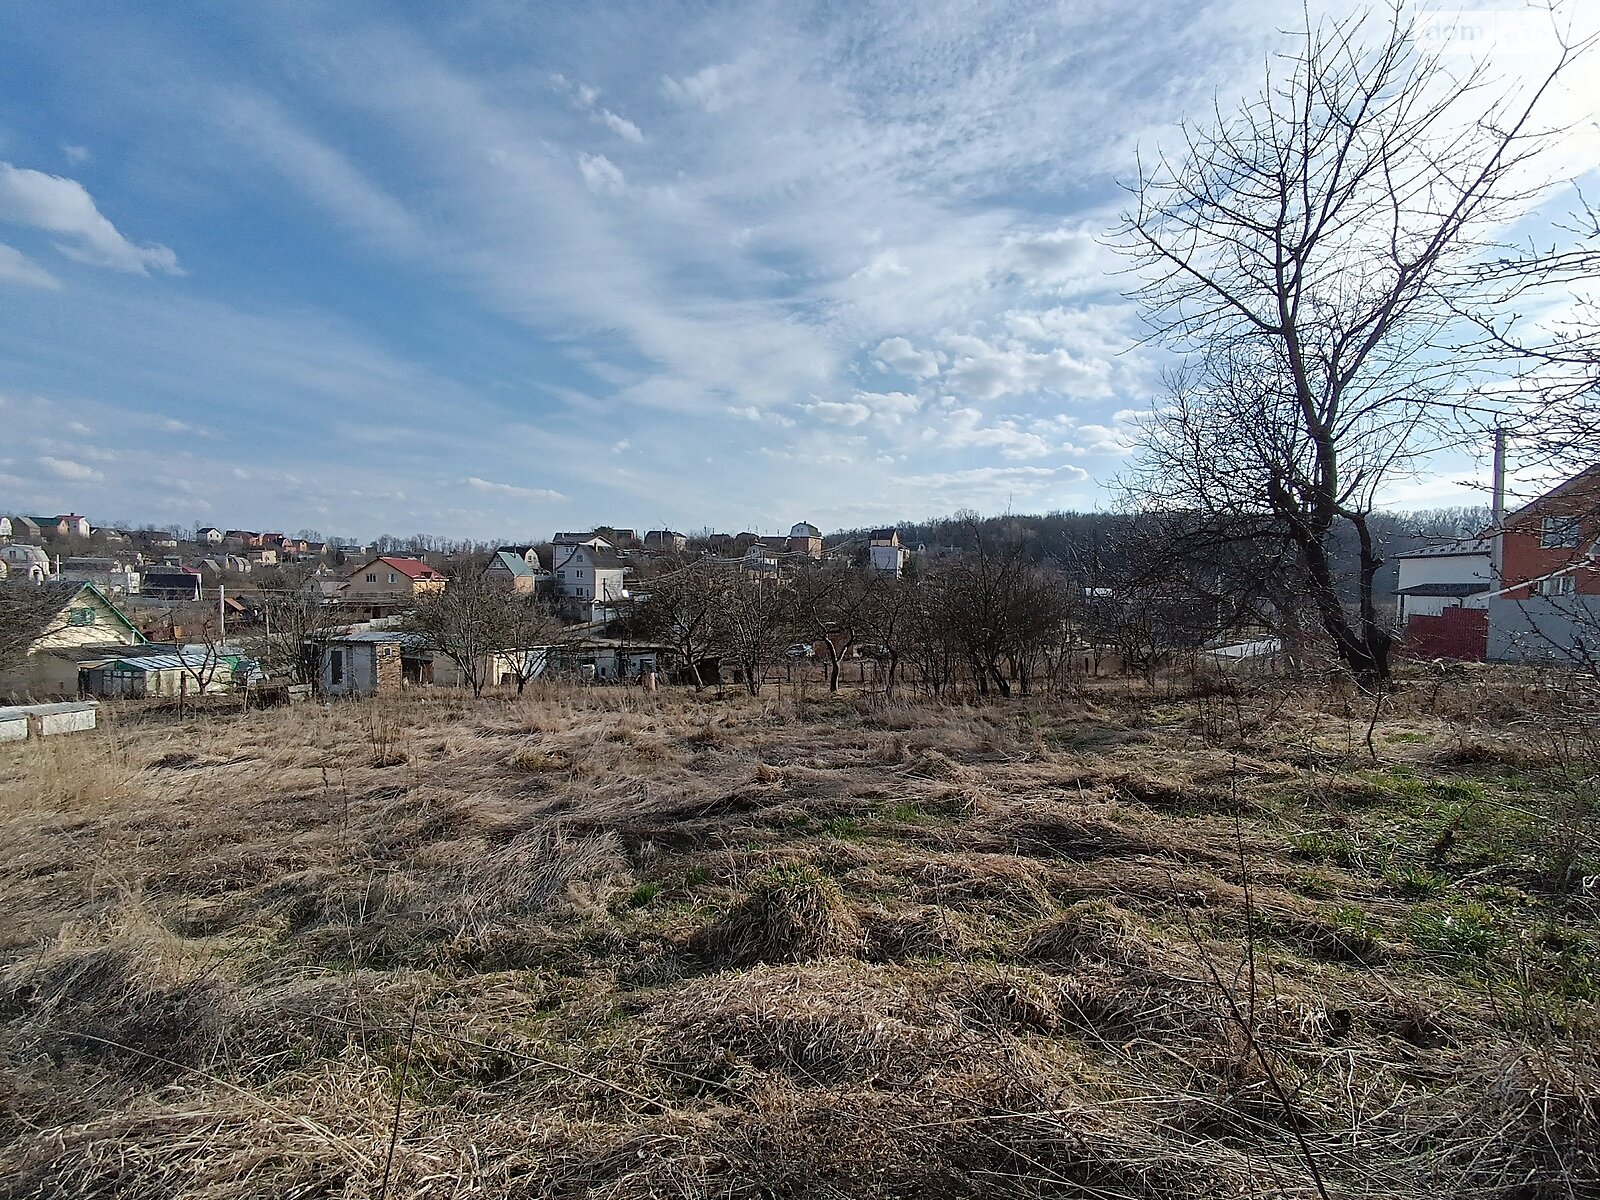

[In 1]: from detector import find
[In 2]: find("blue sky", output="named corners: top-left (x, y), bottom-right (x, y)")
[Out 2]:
top-left (0, 2), bottom-right (1594, 540)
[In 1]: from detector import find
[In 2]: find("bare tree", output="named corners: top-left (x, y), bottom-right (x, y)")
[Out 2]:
top-left (498, 595), bottom-right (572, 693)
top-left (254, 563), bottom-right (344, 684)
top-left (408, 561), bottom-right (518, 698)
top-left (1119, 4), bottom-right (1582, 685)
top-left (629, 560), bottom-right (728, 690)
top-left (791, 564), bottom-right (873, 693)
top-left (721, 583), bottom-right (793, 696)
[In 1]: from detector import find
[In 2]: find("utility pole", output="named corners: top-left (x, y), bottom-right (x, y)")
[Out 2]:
top-left (1490, 427), bottom-right (1507, 588)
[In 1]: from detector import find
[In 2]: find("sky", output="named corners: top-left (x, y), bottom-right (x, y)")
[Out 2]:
top-left (0, 1), bottom-right (1595, 541)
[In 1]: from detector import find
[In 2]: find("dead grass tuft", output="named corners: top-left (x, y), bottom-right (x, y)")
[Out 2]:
top-left (1019, 899), bottom-right (1152, 971)
top-left (692, 863), bottom-right (865, 967)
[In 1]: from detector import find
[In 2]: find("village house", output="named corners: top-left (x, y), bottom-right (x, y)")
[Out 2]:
top-left (1487, 465), bottom-right (1600, 664)
top-left (867, 528), bottom-right (907, 576)
top-left (197, 526), bottom-right (224, 544)
top-left (786, 521), bottom-right (824, 559)
top-left (0, 517), bottom-right (11, 539)
top-left (224, 530), bottom-right (262, 547)
top-left (484, 550), bottom-right (548, 594)
top-left (495, 544), bottom-right (544, 567)
top-left (58, 556), bottom-right (140, 597)
top-left (0, 544), bottom-right (52, 583)
top-left (340, 556), bottom-right (448, 612)
top-left (248, 546), bottom-right (279, 566)
top-left (1393, 537), bottom-right (1493, 659)
top-left (550, 542), bottom-right (628, 619)
top-left (140, 566), bottom-right (204, 602)
top-left (553, 531), bottom-right (617, 552)
top-left (26, 515), bottom-right (91, 540)
top-left (315, 630), bottom-right (432, 697)
top-left (643, 529), bottom-right (687, 553)
top-left (8, 517), bottom-right (42, 540)
top-left (0, 581), bottom-right (148, 700)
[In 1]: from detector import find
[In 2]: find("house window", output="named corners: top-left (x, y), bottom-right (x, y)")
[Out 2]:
top-left (366, 573), bottom-right (377, 583)
top-left (67, 606), bottom-right (97, 626)
top-left (388, 573), bottom-right (397, 584)
top-left (329, 649), bottom-right (345, 686)
top-left (1541, 515), bottom-right (1580, 548)
top-left (1537, 574), bottom-right (1576, 597)
top-left (557, 571), bottom-right (566, 580)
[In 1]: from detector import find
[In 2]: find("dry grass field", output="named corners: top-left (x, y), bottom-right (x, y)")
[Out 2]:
top-left (1, 670), bottom-right (1597, 1198)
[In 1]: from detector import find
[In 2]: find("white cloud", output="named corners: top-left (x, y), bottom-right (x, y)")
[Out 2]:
top-left (942, 337), bottom-right (1112, 402)
top-left (577, 152), bottom-right (626, 196)
top-left (463, 477), bottom-right (565, 501)
top-left (874, 336), bottom-right (943, 379)
top-left (39, 455), bottom-right (101, 482)
top-left (0, 162), bottom-right (180, 274)
top-left (599, 109), bottom-right (644, 143)
top-left (662, 64), bottom-right (731, 110)
top-left (934, 407), bottom-right (1054, 459)
top-left (808, 399), bottom-right (872, 426)
top-left (0, 243), bottom-right (63, 290)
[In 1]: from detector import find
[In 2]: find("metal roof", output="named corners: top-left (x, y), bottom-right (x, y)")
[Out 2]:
top-left (1393, 538), bottom-right (1492, 560)
top-left (490, 550), bottom-right (542, 577)
top-left (1397, 582), bottom-right (1489, 597)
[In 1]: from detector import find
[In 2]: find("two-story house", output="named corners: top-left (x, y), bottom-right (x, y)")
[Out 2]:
top-left (551, 543), bottom-right (628, 619)
top-left (786, 521), bottom-right (824, 559)
top-left (341, 556), bottom-right (448, 609)
top-left (0, 544), bottom-right (53, 583)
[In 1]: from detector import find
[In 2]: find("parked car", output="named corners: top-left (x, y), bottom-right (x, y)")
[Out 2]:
top-left (785, 643), bottom-right (814, 660)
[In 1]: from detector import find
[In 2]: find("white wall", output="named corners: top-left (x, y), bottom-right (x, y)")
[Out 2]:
top-left (1396, 551), bottom-right (1491, 619)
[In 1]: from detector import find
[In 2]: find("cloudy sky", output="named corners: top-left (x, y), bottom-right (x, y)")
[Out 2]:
top-left (0, 2), bottom-right (1594, 540)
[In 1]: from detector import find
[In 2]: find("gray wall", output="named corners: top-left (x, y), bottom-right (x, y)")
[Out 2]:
top-left (1486, 596), bottom-right (1600, 666)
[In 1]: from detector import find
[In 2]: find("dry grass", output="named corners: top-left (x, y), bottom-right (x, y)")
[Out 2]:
top-left (1, 670), bottom-right (1597, 1197)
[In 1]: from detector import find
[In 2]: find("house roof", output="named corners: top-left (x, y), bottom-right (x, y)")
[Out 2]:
top-left (350, 555), bottom-right (445, 580)
top-left (552, 543), bottom-right (627, 570)
top-left (489, 550), bottom-right (542, 577)
top-left (789, 522), bottom-right (821, 538)
top-left (1394, 537), bottom-right (1492, 560)
top-left (1398, 582), bottom-right (1490, 598)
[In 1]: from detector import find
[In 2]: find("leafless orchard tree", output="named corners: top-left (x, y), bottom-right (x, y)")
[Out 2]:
top-left (1120, 3), bottom-right (1584, 685)
top-left (791, 563), bottom-right (874, 694)
top-left (497, 596), bottom-right (573, 694)
top-left (254, 563), bottom-right (346, 684)
top-left (408, 560), bottom-right (518, 698)
top-left (721, 582), bottom-right (794, 696)
top-left (629, 559), bottom-right (730, 690)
